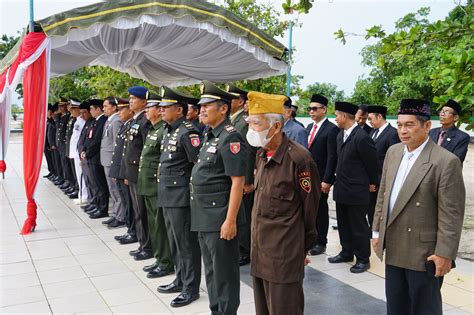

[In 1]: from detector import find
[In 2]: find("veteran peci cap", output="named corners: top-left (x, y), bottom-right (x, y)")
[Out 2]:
top-left (310, 94), bottom-right (328, 106)
top-left (444, 99), bottom-right (461, 115)
top-left (146, 91), bottom-right (162, 107)
top-left (335, 101), bottom-right (359, 116)
top-left (247, 91), bottom-right (287, 115)
top-left (128, 86), bottom-right (148, 99)
top-left (367, 105), bottom-right (387, 116)
top-left (398, 99), bottom-right (431, 118)
top-left (226, 83), bottom-right (248, 99)
top-left (198, 81), bottom-right (239, 105)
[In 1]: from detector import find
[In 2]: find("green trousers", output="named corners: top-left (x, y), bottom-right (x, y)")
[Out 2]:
top-left (144, 195), bottom-right (174, 271)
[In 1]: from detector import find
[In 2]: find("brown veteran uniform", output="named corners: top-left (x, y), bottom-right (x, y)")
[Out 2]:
top-left (249, 92), bottom-right (321, 315)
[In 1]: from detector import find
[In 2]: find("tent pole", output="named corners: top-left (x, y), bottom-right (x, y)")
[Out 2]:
top-left (29, 0), bottom-right (34, 32)
top-left (285, 20), bottom-right (293, 97)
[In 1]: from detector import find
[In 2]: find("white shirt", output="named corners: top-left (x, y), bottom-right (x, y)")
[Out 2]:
top-left (307, 117), bottom-right (327, 143)
top-left (343, 122), bottom-right (358, 142)
top-left (372, 137), bottom-right (429, 238)
top-left (69, 116), bottom-right (86, 159)
top-left (373, 122), bottom-right (389, 139)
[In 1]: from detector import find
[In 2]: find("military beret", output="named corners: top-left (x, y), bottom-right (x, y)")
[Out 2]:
top-left (226, 83), bottom-right (248, 99)
top-left (398, 99), bottom-right (431, 118)
top-left (247, 91), bottom-right (286, 115)
top-left (128, 86), bottom-right (148, 99)
top-left (79, 101), bottom-right (90, 110)
top-left (444, 99), bottom-right (461, 115)
top-left (367, 105), bottom-right (387, 115)
top-left (146, 91), bottom-right (162, 107)
top-left (159, 86), bottom-right (192, 106)
top-left (310, 94), bottom-right (328, 106)
top-left (335, 101), bottom-right (358, 116)
top-left (198, 81), bottom-right (239, 105)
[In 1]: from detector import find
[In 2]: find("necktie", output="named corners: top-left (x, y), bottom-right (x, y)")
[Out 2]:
top-left (372, 128), bottom-right (379, 140)
top-left (437, 130), bottom-right (446, 145)
top-left (308, 124), bottom-right (318, 148)
top-left (343, 131), bottom-right (349, 142)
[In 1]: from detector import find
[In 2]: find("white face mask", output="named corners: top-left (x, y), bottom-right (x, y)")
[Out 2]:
top-left (246, 126), bottom-right (274, 148)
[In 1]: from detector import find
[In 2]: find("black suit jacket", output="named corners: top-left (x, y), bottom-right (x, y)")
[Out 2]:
top-left (429, 126), bottom-right (470, 163)
top-left (306, 119), bottom-right (339, 185)
top-left (110, 119), bottom-right (133, 179)
top-left (333, 125), bottom-right (378, 205)
top-left (83, 115), bottom-right (107, 165)
top-left (46, 118), bottom-right (57, 148)
top-left (361, 123), bottom-right (373, 134)
top-left (369, 123), bottom-right (400, 183)
top-left (77, 119), bottom-right (94, 154)
top-left (124, 111), bottom-right (151, 183)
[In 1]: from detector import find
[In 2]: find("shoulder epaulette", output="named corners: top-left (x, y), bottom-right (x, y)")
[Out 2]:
top-left (184, 121), bottom-right (194, 130)
top-left (224, 124), bottom-right (236, 133)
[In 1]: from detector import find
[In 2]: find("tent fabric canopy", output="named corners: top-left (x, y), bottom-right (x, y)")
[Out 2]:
top-left (0, 0), bottom-right (288, 87)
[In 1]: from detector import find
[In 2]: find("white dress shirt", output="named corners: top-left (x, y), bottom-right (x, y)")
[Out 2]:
top-left (307, 117), bottom-right (327, 144)
top-left (69, 116), bottom-right (86, 159)
top-left (343, 122), bottom-right (358, 142)
top-left (373, 122), bottom-right (389, 140)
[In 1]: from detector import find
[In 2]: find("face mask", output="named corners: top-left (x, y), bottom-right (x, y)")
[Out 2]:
top-left (247, 126), bottom-right (274, 148)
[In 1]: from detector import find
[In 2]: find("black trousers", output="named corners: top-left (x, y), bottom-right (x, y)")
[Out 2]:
top-left (238, 192), bottom-right (254, 258)
top-left (162, 207), bottom-right (201, 295)
top-left (199, 231), bottom-right (240, 315)
top-left (51, 149), bottom-right (62, 178)
top-left (87, 163), bottom-right (110, 212)
top-left (116, 179), bottom-right (135, 236)
top-left (315, 192), bottom-right (329, 246)
top-left (129, 182), bottom-right (151, 252)
top-left (60, 151), bottom-right (73, 184)
top-left (44, 146), bottom-right (54, 173)
top-left (81, 161), bottom-right (95, 205)
top-left (335, 203), bottom-right (370, 261)
top-left (386, 264), bottom-right (443, 315)
top-left (69, 158), bottom-right (78, 190)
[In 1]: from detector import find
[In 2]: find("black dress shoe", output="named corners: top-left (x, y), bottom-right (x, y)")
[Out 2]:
top-left (59, 183), bottom-right (70, 190)
top-left (134, 251), bottom-right (153, 261)
top-left (85, 207), bottom-right (98, 214)
top-left (114, 233), bottom-right (129, 241)
top-left (170, 292), bottom-right (199, 308)
top-left (350, 261), bottom-right (370, 273)
top-left (157, 282), bottom-right (183, 294)
top-left (119, 235), bottom-right (138, 245)
top-left (80, 204), bottom-right (91, 210)
top-left (43, 173), bottom-right (53, 178)
top-left (328, 253), bottom-right (354, 264)
top-left (84, 204), bottom-right (96, 211)
top-left (89, 211), bottom-right (108, 219)
top-left (108, 220), bottom-right (125, 229)
top-left (143, 262), bottom-right (158, 272)
top-left (239, 256), bottom-right (250, 266)
top-left (64, 187), bottom-right (75, 194)
top-left (67, 192), bottom-right (78, 199)
top-left (54, 179), bottom-right (64, 186)
top-left (102, 217), bottom-right (115, 225)
top-left (129, 249), bottom-right (141, 256)
top-left (147, 267), bottom-right (174, 278)
top-left (309, 245), bottom-right (326, 256)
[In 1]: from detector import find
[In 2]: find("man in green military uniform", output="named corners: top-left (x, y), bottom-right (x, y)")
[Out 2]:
top-left (137, 92), bottom-right (174, 278)
top-left (191, 81), bottom-right (248, 314)
top-left (227, 83), bottom-right (257, 266)
top-left (156, 86), bottom-right (202, 308)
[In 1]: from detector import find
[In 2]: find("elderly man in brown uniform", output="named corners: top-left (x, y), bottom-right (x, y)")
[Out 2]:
top-left (247, 91), bottom-right (321, 315)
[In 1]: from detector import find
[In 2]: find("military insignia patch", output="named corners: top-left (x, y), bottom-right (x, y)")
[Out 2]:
top-left (230, 142), bottom-right (240, 154)
top-left (191, 137), bottom-right (201, 147)
top-left (299, 177), bottom-right (311, 193)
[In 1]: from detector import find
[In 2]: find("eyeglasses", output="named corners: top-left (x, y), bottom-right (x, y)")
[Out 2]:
top-left (308, 106), bottom-right (324, 112)
top-left (439, 110), bottom-right (455, 116)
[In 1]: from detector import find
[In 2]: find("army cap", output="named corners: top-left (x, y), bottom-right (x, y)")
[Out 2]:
top-left (226, 83), bottom-right (248, 99)
top-left (146, 91), bottom-right (162, 108)
top-left (247, 91), bottom-right (286, 115)
top-left (58, 97), bottom-right (68, 106)
top-left (117, 97), bottom-right (130, 109)
top-left (198, 81), bottom-right (239, 105)
top-left (159, 85), bottom-right (191, 106)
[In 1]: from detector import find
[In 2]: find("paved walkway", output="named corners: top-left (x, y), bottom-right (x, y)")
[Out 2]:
top-left (1, 135), bottom-right (473, 314)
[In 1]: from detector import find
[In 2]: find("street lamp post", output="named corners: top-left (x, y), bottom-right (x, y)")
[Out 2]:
top-left (285, 20), bottom-right (293, 97)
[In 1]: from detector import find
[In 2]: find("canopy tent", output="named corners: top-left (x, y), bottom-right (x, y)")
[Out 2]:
top-left (0, 0), bottom-right (287, 234)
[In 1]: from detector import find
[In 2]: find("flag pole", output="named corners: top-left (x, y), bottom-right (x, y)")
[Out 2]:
top-left (29, 0), bottom-right (34, 32)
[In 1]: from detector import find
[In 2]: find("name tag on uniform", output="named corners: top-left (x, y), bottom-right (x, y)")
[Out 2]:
top-left (207, 146), bottom-right (217, 154)
top-left (150, 136), bottom-right (157, 140)
top-left (169, 139), bottom-right (177, 145)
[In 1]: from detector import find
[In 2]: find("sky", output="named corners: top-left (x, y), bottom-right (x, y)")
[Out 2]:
top-left (0, 0), bottom-right (459, 97)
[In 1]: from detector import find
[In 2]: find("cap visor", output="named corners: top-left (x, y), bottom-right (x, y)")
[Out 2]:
top-left (198, 97), bottom-right (218, 105)
top-left (159, 102), bottom-right (177, 106)
top-left (146, 102), bottom-right (160, 107)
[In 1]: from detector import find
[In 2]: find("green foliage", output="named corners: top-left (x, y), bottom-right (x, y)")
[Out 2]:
top-left (0, 34), bottom-right (20, 59)
top-left (297, 82), bottom-right (345, 114)
top-left (337, 3), bottom-right (474, 127)
top-left (282, 0), bottom-right (314, 15)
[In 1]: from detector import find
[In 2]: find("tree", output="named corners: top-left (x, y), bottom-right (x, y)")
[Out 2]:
top-left (298, 82), bottom-right (345, 114)
top-left (336, 2), bottom-right (474, 126)
top-left (0, 34), bottom-right (20, 59)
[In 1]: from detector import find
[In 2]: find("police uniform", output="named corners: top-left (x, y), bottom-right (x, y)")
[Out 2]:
top-left (190, 81), bottom-right (247, 314)
top-left (137, 92), bottom-right (173, 277)
top-left (45, 104), bottom-right (58, 178)
top-left (248, 92), bottom-right (320, 315)
top-left (56, 101), bottom-right (71, 184)
top-left (64, 101), bottom-right (78, 196)
top-left (109, 100), bottom-right (136, 241)
top-left (124, 86), bottom-right (152, 257)
top-left (227, 83), bottom-right (257, 266)
top-left (156, 86), bottom-right (202, 307)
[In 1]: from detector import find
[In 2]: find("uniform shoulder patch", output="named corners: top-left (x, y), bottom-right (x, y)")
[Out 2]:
top-left (224, 124), bottom-right (236, 133)
top-left (229, 142), bottom-right (241, 154)
top-left (189, 134), bottom-right (201, 147)
top-left (298, 171), bottom-right (311, 193)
